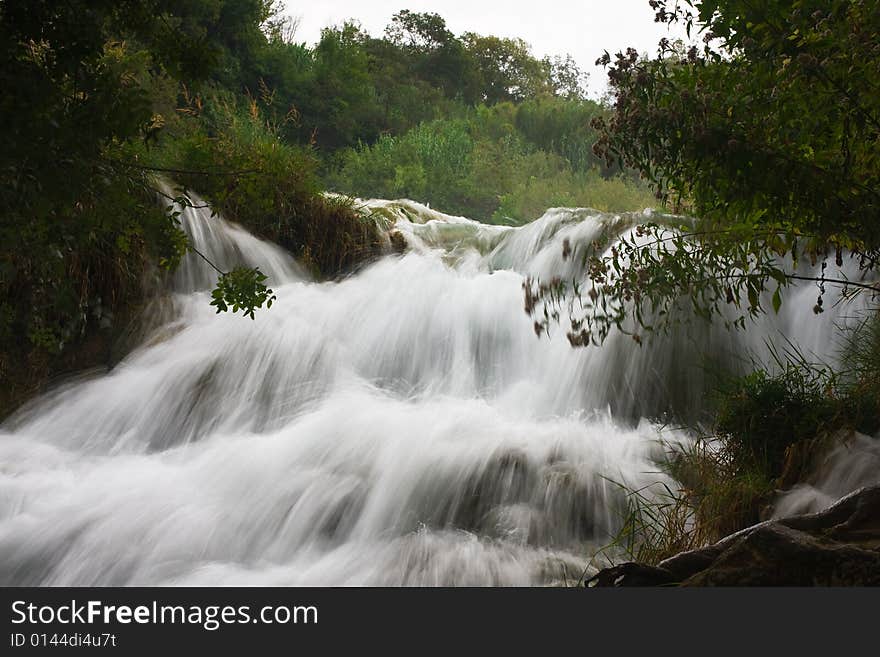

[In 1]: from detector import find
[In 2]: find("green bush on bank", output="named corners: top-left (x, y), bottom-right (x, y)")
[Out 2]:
top-left (149, 94), bottom-right (384, 278)
top-left (601, 312), bottom-right (880, 567)
top-left (493, 169), bottom-right (657, 223)
top-left (0, 24), bottom-right (194, 418)
top-left (665, 316), bottom-right (880, 545)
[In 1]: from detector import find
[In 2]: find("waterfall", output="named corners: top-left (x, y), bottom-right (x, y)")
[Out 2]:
top-left (0, 193), bottom-right (867, 585)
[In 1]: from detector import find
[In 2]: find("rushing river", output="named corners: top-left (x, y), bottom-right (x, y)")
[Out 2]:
top-left (0, 193), bottom-right (867, 585)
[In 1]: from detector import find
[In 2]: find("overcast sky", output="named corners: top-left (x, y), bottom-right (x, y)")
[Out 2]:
top-left (285, 0), bottom-right (689, 98)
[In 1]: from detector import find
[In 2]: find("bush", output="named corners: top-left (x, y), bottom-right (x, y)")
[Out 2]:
top-left (0, 162), bottom-right (185, 418)
top-left (663, 320), bottom-right (880, 543)
top-left (493, 169), bottom-right (657, 224)
top-left (327, 119), bottom-right (481, 216)
top-left (155, 95), bottom-right (384, 278)
top-left (713, 367), bottom-right (840, 477)
top-left (514, 95), bottom-right (606, 173)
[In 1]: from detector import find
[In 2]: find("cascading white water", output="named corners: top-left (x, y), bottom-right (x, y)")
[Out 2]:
top-left (772, 431), bottom-right (880, 518)
top-left (0, 193), bottom-right (869, 585)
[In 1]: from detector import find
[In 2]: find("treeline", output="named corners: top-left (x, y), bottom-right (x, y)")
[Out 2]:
top-left (161, 6), bottom-right (654, 223)
top-left (226, 9), bottom-right (593, 152)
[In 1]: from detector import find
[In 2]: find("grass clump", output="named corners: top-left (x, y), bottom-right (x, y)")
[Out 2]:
top-left (668, 317), bottom-right (880, 544)
top-left (594, 479), bottom-right (705, 569)
top-left (593, 312), bottom-right (880, 566)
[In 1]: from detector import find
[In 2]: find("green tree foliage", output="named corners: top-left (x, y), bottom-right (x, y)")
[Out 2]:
top-left (598, 1), bottom-right (879, 241)
top-left (0, 0), bottom-right (295, 410)
top-left (384, 10), bottom-right (481, 103)
top-left (249, 9), bottom-right (593, 156)
top-left (328, 119), bottom-right (480, 217)
top-left (361, 35), bottom-right (449, 136)
top-left (544, 54), bottom-right (590, 101)
top-left (385, 10), bottom-right (455, 50)
top-left (0, 0), bottom-right (218, 361)
top-left (207, 0), bottom-right (281, 88)
top-left (529, 0), bottom-right (880, 346)
top-left (515, 96), bottom-right (608, 173)
top-left (211, 267), bottom-right (275, 320)
top-left (329, 105), bottom-right (655, 224)
top-left (157, 94), bottom-right (383, 277)
top-left (461, 33), bottom-right (552, 104)
top-left (305, 23), bottom-right (384, 151)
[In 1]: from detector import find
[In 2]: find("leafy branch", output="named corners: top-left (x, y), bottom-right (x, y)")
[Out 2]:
top-left (210, 267), bottom-right (276, 320)
top-left (525, 221), bottom-right (880, 347)
top-left (153, 181), bottom-right (277, 320)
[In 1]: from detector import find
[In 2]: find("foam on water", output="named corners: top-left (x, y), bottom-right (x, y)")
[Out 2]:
top-left (0, 193), bottom-right (869, 585)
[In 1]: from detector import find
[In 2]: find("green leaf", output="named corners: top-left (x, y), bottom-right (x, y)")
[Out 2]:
top-left (748, 286), bottom-right (759, 310)
top-left (210, 267), bottom-right (275, 319)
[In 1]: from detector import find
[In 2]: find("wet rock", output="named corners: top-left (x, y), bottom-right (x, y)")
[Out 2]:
top-left (585, 562), bottom-right (677, 587)
top-left (388, 230), bottom-right (408, 253)
top-left (588, 485), bottom-right (880, 586)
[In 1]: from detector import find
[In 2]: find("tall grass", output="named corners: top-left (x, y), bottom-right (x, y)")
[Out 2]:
top-left (492, 170), bottom-right (657, 223)
top-left (593, 478), bottom-right (704, 569)
top-left (586, 309), bottom-right (880, 570)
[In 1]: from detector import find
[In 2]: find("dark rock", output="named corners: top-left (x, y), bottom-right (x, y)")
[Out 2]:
top-left (388, 230), bottom-right (407, 253)
top-left (588, 485), bottom-right (880, 586)
top-left (584, 562), bottom-right (677, 587)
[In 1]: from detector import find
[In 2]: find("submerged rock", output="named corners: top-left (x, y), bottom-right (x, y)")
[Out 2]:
top-left (587, 485), bottom-right (880, 586)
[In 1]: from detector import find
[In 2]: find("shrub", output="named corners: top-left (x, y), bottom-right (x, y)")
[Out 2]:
top-left (0, 163), bottom-right (185, 418)
top-left (663, 318), bottom-right (880, 543)
top-left (713, 366), bottom-right (840, 478)
top-left (156, 95), bottom-right (384, 278)
top-left (493, 169), bottom-right (657, 224)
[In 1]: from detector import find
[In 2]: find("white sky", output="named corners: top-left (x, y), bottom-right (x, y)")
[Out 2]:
top-left (285, 0), bottom-right (689, 99)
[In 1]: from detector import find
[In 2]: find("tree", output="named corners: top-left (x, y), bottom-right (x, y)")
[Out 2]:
top-left (382, 11), bottom-right (480, 104)
top-left (462, 33), bottom-right (552, 104)
top-left (543, 54), bottom-right (589, 101)
top-left (385, 10), bottom-right (454, 51)
top-left (527, 0), bottom-right (880, 346)
top-left (0, 0), bottom-right (279, 364)
top-left (305, 22), bottom-right (383, 150)
top-left (515, 95), bottom-right (606, 173)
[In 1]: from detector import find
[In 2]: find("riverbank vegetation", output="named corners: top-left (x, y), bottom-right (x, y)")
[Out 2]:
top-left (606, 314), bottom-right (880, 568)
top-left (568, 0), bottom-right (880, 566)
top-left (327, 98), bottom-right (655, 223)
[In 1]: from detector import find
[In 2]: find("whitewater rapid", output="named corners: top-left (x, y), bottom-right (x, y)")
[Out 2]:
top-left (0, 194), bottom-right (868, 585)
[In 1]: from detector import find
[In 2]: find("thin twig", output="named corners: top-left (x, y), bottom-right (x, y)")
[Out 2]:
top-left (188, 244), bottom-right (226, 275)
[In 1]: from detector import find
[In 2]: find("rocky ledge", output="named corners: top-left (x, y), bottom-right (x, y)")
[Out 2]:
top-left (587, 485), bottom-right (880, 586)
